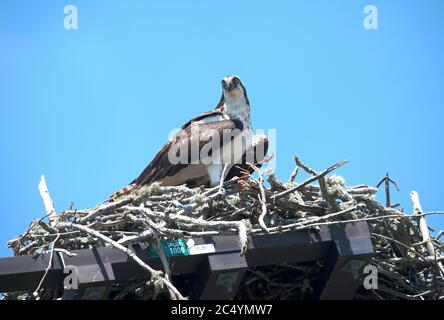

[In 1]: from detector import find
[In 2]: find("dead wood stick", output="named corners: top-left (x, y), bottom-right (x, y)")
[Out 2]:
top-left (78, 197), bottom-right (133, 224)
top-left (388, 255), bottom-right (444, 264)
top-left (251, 205), bottom-right (359, 233)
top-left (32, 234), bottom-right (60, 298)
top-left (149, 228), bottom-right (176, 299)
top-left (56, 221), bottom-right (185, 300)
top-left (288, 166), bottom-right (299, 183)
top-left (38, 175), bottom-right (58, 225)
top-left (249, 163), bottom-right (269, 233)
top-left (271, 160), bottom-right (348, 199)
top-left (410, 191), bottom-right (444, 275)
top-left (294, 156), bottom-right (339, 211)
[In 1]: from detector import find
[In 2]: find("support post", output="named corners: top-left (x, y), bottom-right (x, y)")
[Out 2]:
top-left (314, 222), bottom-right (374, 299)
top-left (196, 252), bottom-right (247, 300)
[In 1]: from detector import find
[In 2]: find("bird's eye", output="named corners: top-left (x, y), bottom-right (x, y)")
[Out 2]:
top-left (233, 78), bottom-right (239, 85)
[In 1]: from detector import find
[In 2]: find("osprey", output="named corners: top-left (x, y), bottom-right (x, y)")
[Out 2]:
top-left (110, 75), bottom-right (268, 200)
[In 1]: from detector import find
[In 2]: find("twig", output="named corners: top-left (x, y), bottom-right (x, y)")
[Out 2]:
top-left (410, 191), bottom-right (444, 275)
top-left (249, 163), bottom-right (269, 233)
top-left (271, 160), bottom-right (348, 199)
top-left (376, 172), bottom-right (400, 208)
top-left (78, 197), bottom-right (133, 224)
top-left (55, 221), bottom-right (185, 300)
top-left (288, 166), bottom-right (298, 183)
top-left (251, 205), bottom-right (359, 233)
top-left (32, 234), bottom-right (60, 298)
top-left (294, 157), bottom-right (339, 211)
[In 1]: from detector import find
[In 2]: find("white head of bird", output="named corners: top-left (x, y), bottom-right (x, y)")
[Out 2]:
top-left (221, 75), bottom-right (251, 129)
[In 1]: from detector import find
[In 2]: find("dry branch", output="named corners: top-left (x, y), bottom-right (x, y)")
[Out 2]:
top-left (38, 175), bottom-right (58, 225)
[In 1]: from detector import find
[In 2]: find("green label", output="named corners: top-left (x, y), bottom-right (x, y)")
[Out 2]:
top-left (149, 239), bottom-right (189, 258)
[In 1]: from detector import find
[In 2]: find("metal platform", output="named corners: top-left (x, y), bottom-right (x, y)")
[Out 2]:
top-left (0, 221), bottom-right (374, 300)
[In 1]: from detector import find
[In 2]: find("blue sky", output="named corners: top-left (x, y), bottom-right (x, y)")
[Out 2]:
top-left (0, 1), bottom-right (443, 258)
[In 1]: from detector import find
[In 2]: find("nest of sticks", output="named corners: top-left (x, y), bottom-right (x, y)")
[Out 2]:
top-left (4, 157), bottom-right (444, 300)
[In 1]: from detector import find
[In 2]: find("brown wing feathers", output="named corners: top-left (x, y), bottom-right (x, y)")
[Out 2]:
top-left (109, 115), bottom-right (242, 200)
top-left (225, 135), bottom-right (269, 181)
